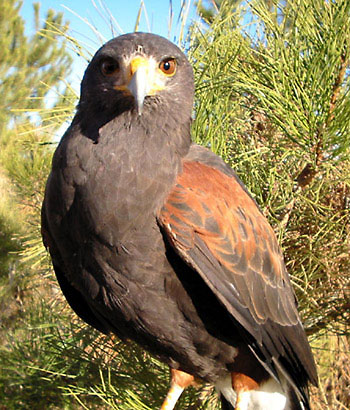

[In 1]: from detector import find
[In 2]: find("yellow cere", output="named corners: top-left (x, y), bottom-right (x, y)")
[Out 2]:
top-left (130, 56), bottom-right (150, 75)
top-left (129, 56), bottom-right (167, 94)
top-left (114, 55), bottom-right (170, 96)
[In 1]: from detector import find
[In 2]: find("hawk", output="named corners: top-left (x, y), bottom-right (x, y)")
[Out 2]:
top-left (42, 33), bottom-right (317, 409)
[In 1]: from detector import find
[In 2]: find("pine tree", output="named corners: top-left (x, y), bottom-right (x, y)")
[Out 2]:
top-left (0, 3), bottom-right (76, 405)
top-left (0, 0), bottom-right (74, 269)
top-left (196, 0), bottom-right (225, 23)
top-left (196, 0), bottom-right (273, 23)
top-left (1, 0), bottom-right (349, 408)
top-left (0, 1), bottom-right (73, 134)
top-left (191, 0), bottom-right (350, 336)
top-left (0, 0), bottom-right (75, 260)
top-left (189, 0), bottom-right (350, 406)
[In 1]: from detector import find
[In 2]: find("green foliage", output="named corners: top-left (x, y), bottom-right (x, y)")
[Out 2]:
top-left (1, 0), bottom-right (349, 409)
top-left (189, 1), bottom-right (350, 406)
top-left (0, 171), bottom-right (21, 273)
top-left (189, 0), bottom-right (350, 337)
top-left (196, 0), bottom-right (223, 23)
top-left (0, 1), bottom-right (73, 134)
top-left (0, 0), bottom-right (75, 276)
top-left (0, 2), bottom-right (77, 407)
top-left (0, 278), bottom-right (215, 409)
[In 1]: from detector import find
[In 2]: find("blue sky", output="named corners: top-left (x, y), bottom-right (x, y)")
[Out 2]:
top-left (20, 1), bottom-right (200, 92)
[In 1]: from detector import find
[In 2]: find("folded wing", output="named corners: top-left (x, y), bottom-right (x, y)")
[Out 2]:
top-left (158, 159), bottom-right (317, 402)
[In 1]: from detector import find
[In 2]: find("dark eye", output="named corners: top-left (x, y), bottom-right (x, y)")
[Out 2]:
top-left (159, 58), bottom-right (176, 76)
top-left (101, 58), bottom-right (120, 76)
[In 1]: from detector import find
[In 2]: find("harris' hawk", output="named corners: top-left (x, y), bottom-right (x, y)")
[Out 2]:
top-left (41, 33), bottom-right (317, 409)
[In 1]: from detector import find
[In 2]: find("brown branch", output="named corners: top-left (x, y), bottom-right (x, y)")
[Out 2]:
top-left (281, 49), bottom-right (348, 230)
top-left (328, 49), bottom-right (348, 123)
top-left (296, 163), bottom-right (317, 188)
top-left (296, 48), bottom-right (348, 188)
top-left (305, 302), bottom-right (350, 336)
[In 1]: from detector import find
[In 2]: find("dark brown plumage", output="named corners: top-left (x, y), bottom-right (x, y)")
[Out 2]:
top-left (41, 32), bottom-right (317, 409)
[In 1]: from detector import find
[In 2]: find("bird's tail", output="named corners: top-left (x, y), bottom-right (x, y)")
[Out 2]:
top-left (220, 394), bottom-right (235, 410)
top-left (285, 384), bottom-right (310, 410)
top-left (216, 374), bottom-right (306, 410)
top-left (220, 388), bottom-right (308, 410)
top-left (215, 375), bottom-right (236, 409)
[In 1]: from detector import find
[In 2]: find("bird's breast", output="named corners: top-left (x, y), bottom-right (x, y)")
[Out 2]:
top-left (61, 129), bottom-right (181, 244)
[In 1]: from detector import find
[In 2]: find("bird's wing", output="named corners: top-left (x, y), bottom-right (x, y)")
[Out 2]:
top-left (41, 172), bottom-right (110, 335)
top-left (158, 155), bottom-right (317, 392)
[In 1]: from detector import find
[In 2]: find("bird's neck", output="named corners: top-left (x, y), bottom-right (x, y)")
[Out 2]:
top-left (73, 109), bottom-right (192, 233)
top-left (97, 108), bottom-right (191, 170)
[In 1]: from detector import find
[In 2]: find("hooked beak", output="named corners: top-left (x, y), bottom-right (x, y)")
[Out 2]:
top-left (127, 57), bottom-right (150, 115)
top-left (125, 56), bottom-right (166, 116)
top-left (114, 56), bottom-right (166, 115)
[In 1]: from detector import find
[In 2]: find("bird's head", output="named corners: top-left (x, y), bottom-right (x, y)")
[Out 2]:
top-left (79, 33), bottom-right (194, 123)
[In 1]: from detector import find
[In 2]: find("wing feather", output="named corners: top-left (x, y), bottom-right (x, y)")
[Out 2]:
top-left (158, 158), bottom-right (318, 395)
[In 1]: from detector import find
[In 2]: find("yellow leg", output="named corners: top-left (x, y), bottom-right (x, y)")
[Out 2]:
top-left (232, 372), bottom-right (257, 410)
top-left (160, 383), bottom-right (185, 410)
top-left (160, 368), bottom-right (195, 410)
top-left (234, 390), bottom-right (249, 410)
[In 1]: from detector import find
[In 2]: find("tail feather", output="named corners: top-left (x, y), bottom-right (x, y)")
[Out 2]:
top-left (220, 394), bottom-right (235, 410)
top-left (219, 387), bottom-right (307, 410)
top-left (285, 384), bottom-right (310, 410)
top-left (216, 374), bottom-right (306, 409)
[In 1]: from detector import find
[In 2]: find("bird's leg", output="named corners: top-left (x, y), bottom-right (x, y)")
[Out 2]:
top-left (231, 372), bottom-right (258, 410)
top-left (234, 391), bottom-right (250, 410)
top-left (160, 368), bottom-right (195, 410)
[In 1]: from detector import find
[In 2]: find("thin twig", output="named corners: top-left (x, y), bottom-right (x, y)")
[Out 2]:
top-left (281, 46), bottom-right (349, 231)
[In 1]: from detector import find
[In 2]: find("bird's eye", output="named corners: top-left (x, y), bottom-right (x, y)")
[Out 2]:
top-left (101, 58), bottom-right (120, 76)
top-left (159, 58), bottom-right (176, 76)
